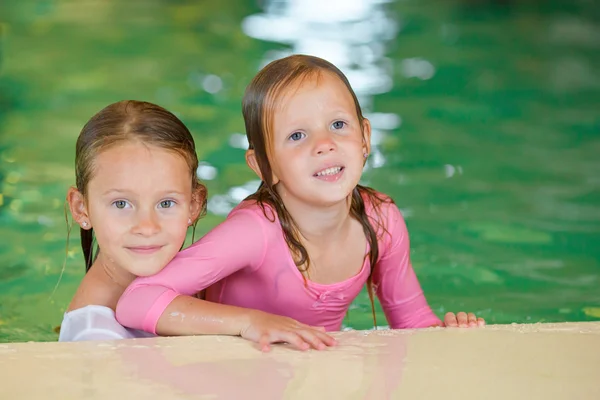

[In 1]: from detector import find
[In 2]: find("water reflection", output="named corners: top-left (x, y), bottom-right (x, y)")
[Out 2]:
top-left (114, 330), bottom-right (409, 399)
top-left (208, 0), bottom-right (404, 215)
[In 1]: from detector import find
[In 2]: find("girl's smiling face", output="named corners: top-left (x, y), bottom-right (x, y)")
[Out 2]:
top-left (267, 72), bottom-right (371, 207)
top-left (74, 141), bottom-right (202, 276)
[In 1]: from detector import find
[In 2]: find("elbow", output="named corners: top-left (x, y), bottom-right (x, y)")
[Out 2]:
top-left (116, 285), bottom-right (180, 334)
top-left (115, 295), bottom-right (133, 328)
top-left (115, 285), bottom-right (145, 330)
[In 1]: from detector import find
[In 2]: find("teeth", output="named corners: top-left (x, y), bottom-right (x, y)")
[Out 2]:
top-left (316, 167), bottom-right (342, 176)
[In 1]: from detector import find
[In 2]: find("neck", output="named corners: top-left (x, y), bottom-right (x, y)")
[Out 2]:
top-left (67, 252), bottom-right (137, 312)
top-left (275, 186), bottom-right (353, 242)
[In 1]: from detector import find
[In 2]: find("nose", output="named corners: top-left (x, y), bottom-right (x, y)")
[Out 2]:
top-left (132, 209), bottom-right (161, 237)
top-left (313, 132), bottom-right (337, 156)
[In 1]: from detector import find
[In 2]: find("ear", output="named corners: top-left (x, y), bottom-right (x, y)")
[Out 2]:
top-left (66, 186), bottom-right (91, 229)
top-left (245, 149), bottom-right (280, 185)
top-left (245, 149), bottom-right (262, 180)
top-left (361, 118), bottom-right (372, 158)
top-left (189, 184), bottom-right (207, 222)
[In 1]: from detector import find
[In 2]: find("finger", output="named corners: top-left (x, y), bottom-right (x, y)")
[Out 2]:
top-left (477, 317), bottom-right (486, 327)
top-left (444, 312), bottom-right (458, 327)
top-left (258, 334), bottom-right (272, 353)
top-left (303, 325), bottom-right (337, 346)
top-left (456, 312), bottom-right (468, 327)
top-left (311, 329), bottom-right (337, 347)
top-left (297, 329), bottom-right (329, 350)
top-left (277, 331), bottom-right (310, 351)
top-left (299, 324), bottom-right (335, 343)
top-left (297, 326), bottom-right (338, 349)
top-left (467, 312), bottom-right (478, 327)
top-left (317, 330), bottom-right (338, 346)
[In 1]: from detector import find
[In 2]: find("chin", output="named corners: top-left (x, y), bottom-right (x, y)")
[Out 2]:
top-left (133, 267), bottom-right (161, 277)
top-left (314, 193), bottom-right (353, 207)
top-left (125, 262), bottom-right (163, 277)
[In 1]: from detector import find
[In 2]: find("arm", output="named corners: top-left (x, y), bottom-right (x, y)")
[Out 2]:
top-left (116, 209), bottom-right (338, 350)
top-left (116, 210), bottom-right (268, 334)
top-left (372, 204), bottom-right (442, 329)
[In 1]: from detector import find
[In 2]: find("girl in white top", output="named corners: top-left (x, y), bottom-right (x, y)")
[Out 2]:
top-left (59, 100), bottom-right (207, 341)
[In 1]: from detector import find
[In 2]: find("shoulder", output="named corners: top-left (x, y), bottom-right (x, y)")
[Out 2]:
top-left (359, 187), bottom-right (401, 226)
top-left (227, 199), bottom-right (281, 232)
top-left (229, 199), bottom-right (276, 219)
top-left (359, 188), bottom-right (410, 258)
top-left (185, 200), bottom-right (281, 254)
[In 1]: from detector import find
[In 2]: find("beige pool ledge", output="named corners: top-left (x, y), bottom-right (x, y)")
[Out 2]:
top-left (1, 322), bottom-right (599, 399)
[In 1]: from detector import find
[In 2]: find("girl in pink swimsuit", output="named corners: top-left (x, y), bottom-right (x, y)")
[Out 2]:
top-left (116, 55), bottom-right (485, 351)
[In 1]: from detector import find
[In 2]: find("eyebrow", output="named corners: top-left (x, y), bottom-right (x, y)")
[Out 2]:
top-left (101, 189), bottom-right (187, 197)
top-left (280, 110), bottom-right (353, 125)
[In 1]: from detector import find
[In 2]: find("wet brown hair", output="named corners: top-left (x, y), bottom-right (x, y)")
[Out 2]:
top-left (73, 100), bottom-right (207, 272)
top-left (242, 54), bottom-right (392, 327)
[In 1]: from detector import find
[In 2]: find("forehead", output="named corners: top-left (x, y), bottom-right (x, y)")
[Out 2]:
top-left (88, 141), bottom-right (191, 192)
top-left (273, 71), bottom-right (355, 114)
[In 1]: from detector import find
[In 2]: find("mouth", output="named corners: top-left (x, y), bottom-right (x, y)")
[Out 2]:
top-left (126, 245), bottom-right (164, 255)
top-left (313, 165), bottom-right (345, 181)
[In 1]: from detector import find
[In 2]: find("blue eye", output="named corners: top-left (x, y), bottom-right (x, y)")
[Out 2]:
top-left (332, 121), bottom-right (345, 130)
top-left (159, 200), bottom-right (175, 209)
top-left (113, 200), bottom-right (129, 209)
top-left (289, 132), bottom-right (305, 141)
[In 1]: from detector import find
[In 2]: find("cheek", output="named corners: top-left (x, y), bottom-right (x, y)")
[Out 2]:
top-left (87, 207), bottom-right (128, 249)
top-left (344, 135), bottom-right (363, 149)
top-left (166, 214), bottom-right (190, 241)
top-left (162, 220), bottom-right (190, 258)
top-left (341, 139), bottom-right (363, 160)
top-left (274, 149), bottom-right (302, 175)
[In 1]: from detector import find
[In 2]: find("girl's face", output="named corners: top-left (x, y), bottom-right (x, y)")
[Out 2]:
top-left (267, 72), bottom-right (371, 207)
top-left (73, 142), bottom-right (201, 276)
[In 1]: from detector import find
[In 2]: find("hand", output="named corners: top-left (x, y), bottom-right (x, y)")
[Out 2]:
top-left (239, 309), bottom-right (337, 352)
top-left (443, 312), bottom-right (485, 328)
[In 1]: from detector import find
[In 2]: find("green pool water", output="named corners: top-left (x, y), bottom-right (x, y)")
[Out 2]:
top-left (0, 0), bottom-right (599, 343)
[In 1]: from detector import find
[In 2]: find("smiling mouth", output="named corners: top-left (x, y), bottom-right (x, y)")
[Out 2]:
top-left (126, 246), bottom-right (164, 254)
top-left (314, 166), bottom-right (344, 177)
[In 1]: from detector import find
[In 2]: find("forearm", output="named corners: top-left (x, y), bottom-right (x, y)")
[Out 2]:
top-left (386, 304), bottom-right (442, 329)
top-left (155, 295), bottom-right (252, 337)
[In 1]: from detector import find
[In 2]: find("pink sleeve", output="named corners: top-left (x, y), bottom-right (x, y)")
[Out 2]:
top-left (372, 203), bottom-right (442, 329)
top-left (115, 209), bottom-right (268, 333)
